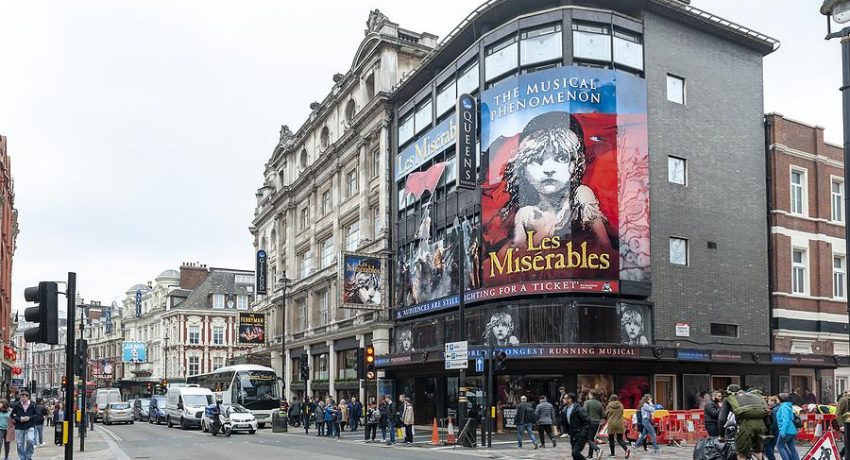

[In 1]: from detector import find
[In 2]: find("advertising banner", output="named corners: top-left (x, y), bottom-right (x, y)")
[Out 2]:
top-left (238, 312), bottom-right (266, 344)
top-left (122, 341), bottom-right (147, 363)
top-left (456, 93), bottom-right (477, 189)
top-left (135, 289), bottom-right (142, 318)
top-left (340, 253), bottom-right (385, 310)
top-left (256, 250), bottom-right (268, 295)
top-left (396, 117), bottom-right (456, 180)
top-left (480, 65), bottom-right (649, 292)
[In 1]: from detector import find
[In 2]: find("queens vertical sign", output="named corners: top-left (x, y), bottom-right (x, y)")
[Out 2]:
top-left (256, 250), bottom-right (268, 295)
top-left (456, 93), bottom-right (477, 190)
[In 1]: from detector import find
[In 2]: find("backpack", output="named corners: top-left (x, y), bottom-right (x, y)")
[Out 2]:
top-left (527, 404), bottom-right (538, 424)
top-left (728, 393), bottom-right (769, 420)
top-left (792, 411), bottom-right (803, 429)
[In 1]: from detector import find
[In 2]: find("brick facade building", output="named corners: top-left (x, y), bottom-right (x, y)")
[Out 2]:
top-left (0, 135), bottom-right (19, 388)
top-left (767, 113), bottom-right (848, 399)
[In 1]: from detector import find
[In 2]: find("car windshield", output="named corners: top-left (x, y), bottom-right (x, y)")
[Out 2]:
top-left (153, 397), bottom-right (165, 405)
top-left (183, 395), bottom-right (213, 407)
top-left (110, 403), bottom-right (130, 410)
top-left (228, 404), bottom-right (249, 414)
top-left (140, 400), bottom-right (150, 407)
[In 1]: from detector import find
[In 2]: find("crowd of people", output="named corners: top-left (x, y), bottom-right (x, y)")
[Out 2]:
top-left (281, 394), bottom-right (416, 446)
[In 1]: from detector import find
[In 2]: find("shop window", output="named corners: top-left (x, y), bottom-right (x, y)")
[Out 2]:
top-left (485, 35), bottom-right (518, 82)
top-left (573, 22), bottom-right (611, 62)
top-left (337, 349), bottom-right (357, 380)
top-left (520, 23), bottom-right (562, 67)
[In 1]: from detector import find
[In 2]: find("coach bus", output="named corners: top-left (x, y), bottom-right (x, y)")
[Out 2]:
top-left (186, 364), bottom-right (280, 427)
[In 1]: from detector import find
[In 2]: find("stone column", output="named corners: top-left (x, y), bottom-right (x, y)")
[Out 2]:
top-left (358, 334), bottom-right (366, 404)
top-left (328, 340), bottom-right (336, 399)
top-left (284, 348), bottom-right (292, 401)
top-left (305, 344), bottom-right (313, 397)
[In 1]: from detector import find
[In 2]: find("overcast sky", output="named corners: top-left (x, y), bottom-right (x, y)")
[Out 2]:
top-left (0, 0), bottom-right (844, 310)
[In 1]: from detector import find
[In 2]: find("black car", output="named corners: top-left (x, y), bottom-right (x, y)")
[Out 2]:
top-left (149, 396), bottom-right (168, 425)
top-left (133, 398), bottom-right (150, 422)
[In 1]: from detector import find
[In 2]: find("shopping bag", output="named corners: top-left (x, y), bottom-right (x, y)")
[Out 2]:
top-left (553, 425), bottom-right (560, 437)
top-left (396, 428), bottom-right (404, 438)
top-left (595, 421), bottom-right (609, 444)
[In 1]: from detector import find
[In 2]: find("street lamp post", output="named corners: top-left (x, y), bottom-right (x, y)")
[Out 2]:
top-left (821, 2), bottom-right (850, 459)
top-left (278, 274), bottom-right (291, 401)
top-left (163, 330), bottom-right (169, 385)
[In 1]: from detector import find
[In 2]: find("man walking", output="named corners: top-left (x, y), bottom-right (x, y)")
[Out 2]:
top-left (704, 391), bottom-right (722, 437)
top-left (289, 397), bottom-right (302, 428)
top-left (565, 392), bottom-right (592, 460)
top-left (583, 390), bottom-right (603, 458)
top-left (535, 395), bottom-right (556, 448)
top-left (385, 395), bottom-right (397, 446)
top-left (515, 396), bottom-right (538, 449)
top-left (350, 396), bottom-right (362, 432)
top-left (11, 391), bottom-right (40, 460)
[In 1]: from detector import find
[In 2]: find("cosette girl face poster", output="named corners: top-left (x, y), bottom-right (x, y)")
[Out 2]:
top-left (480, 66), bottom-right (650, 290)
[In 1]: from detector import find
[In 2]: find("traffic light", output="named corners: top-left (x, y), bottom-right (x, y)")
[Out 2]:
top-left (74, 339), bottom-right (87, 377)
top-left (61, 375), bottom-right (67, 386)
top-left (365, 345), bottom-right (376, 380)
top-left (356, 347), bottom-right (365, 380)
top-left (300, 355), bottom-right (310, 382)
top-left (23, 282), bottom-right (59, 345)
top-left (495, 351), bottom-right (507, 372)
top-left (161, 378), bottom-right (168, 388)
top-left (147, 383), bottom-right (152, 393)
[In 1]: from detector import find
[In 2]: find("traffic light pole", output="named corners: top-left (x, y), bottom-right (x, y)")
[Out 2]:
top-left (64, 272), bottom-right (76, 459)
top-left (457, 223), bottom-right (467, 433)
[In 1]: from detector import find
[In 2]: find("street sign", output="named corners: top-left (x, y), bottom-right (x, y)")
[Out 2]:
top-left (476, 357), bottom-right (484, 373)
top-left (445, 340), bottom-right (468, 370)
top-left (801, 431), bottom-right (839, 460)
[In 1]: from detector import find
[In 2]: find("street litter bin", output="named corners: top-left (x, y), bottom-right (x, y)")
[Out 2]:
top-left (272, 409), bottom-right (288, 433)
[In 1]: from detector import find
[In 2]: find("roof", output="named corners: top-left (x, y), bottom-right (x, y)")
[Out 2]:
top-left (170, 268), bottom-right (254, 311)
top-left (156, 269), bottom-right (180, 280)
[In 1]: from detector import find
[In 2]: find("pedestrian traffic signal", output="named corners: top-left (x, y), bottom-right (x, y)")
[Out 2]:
top-left (365, 345), bottom-right (376, 380)
top-left (23, 281), bottom-right (59, 345)
top-left (356, 347), bottom-right (365, 380)
top-left (74, 339), bottom-right (87, 377)
top-left (62, 375), bottom-right (67, 386)
top-left (147, 383), bottom-right (152, 392)
top-left (495, 351), bottom-right (507, 372)
top-left (300, 355), bottom-right (310, 382)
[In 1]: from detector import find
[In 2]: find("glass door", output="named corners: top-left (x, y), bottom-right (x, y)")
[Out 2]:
top-left (654, 375), bottom-right (677, 410)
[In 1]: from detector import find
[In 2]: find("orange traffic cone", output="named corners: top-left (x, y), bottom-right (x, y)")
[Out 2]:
top-left (431, 418), bottom-right (440, 445)
top-left (446, 416), bottom-right (456, 445)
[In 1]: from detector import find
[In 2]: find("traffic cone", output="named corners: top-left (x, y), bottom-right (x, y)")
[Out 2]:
top-left (446, 416), bottom-right (456, 445)
top-left (815, 421), bottom-right (824, 438)
top-left (431, 418), bottom-right (440, 445)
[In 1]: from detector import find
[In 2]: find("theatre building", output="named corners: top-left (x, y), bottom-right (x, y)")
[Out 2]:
top-left (379, 0), bottom-right (839, 425)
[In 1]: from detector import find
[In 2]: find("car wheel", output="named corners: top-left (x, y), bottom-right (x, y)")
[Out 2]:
top-left (258, 423), bottom-right (265, 429)
top-left (167, 417), bottom-right (173, 428)
top-left (202, 421), bottom-right (207, 432)
top-left (130, 421), bottom-right (134, 425)
top-left (180, 418), bottom-right (186, 430)
top-left (249, 429), bottom-right (256, 434)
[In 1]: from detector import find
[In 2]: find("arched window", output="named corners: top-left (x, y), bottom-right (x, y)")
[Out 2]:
top-left (345, 99), bottom-right (356, 124)
top-left (320, 126), bottom-right (330, 149)
top-left (270, 229), bottom-right (277, 251)
top-left (300, 149), bottom-right (308, 168)
top-left (365, 73), bottom-right (375, 99)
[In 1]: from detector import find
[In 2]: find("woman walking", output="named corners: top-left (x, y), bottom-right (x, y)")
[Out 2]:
top-left (775, 394), bottom-right (800, 460)
top-left (52, 403), bottom-right (64, 446)
top-left (402, 397), bottom-right (415, 446)
top-left (632, 394), bottom-right (659, 455)
top-left (0, 400), bottom-right (12, 460)
top-left (604, 395), bottom-right (630, 458)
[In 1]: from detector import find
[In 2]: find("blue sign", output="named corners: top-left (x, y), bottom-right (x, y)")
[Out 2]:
top-left (676, 349), bottom-right (711, 361)
top-left (256, 250), bottom-right (268, 295)
top-left (105, 307), bottom-right (113, 334)
top-left (122, 341), bottom-right (147, 363)
top-left (475, 357), bottom-right (484, 373)
top-left (396, 116), bottom-right (456, 180)
top-left (771, 354), bottom-right (799, 364)
top-left (135, 290), bottom-right (142, 318)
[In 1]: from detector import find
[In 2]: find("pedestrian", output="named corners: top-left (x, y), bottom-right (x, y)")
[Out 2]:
top-left (775, 394), bottom-right (800, 460)
top-left (304, 397), bottom-right (314, 434)
top-left (378, 398), bottom-right (388, 442)
top-left (11, 390), bottom-right (40, 460)
top-left (323, 399), bottom-right (338, 438)
top-left (789, 388), bottom-right (803, 407)
top-left (604, 394), bottom-right (630, 458)
top-left (764, 395), bottom-right (780, 460)
top-left (33, 398), bottom-right (46, 448)
top-left (704, 390), bottom-right (722, 437)
top-left (339, 399), bottom-right (348, 433)
top-left (401, 396), bottom-right (414, 446)
top-left (535, 395), bottom-right (557, 448)
top-left (583, 390), bottom-right (603, 457)
top-left (365, 401), bottom-right (380, 442)
top-left (315, 399), bottom-right (326, 436)
top-left (52, 403), bottom-right (63, 446)
top-left (565, 392), bottom-right (591, 460)
top-left (514, 395), bottom-right (538, 449)
top-left (719, 385), bottom-right (769, 460)
top-left (385, 395), bottom-right (397, 446)
top-left (0, 399), bottom-right (12, 460)
top-left (288, 397), bottom-right (300, 428)
top-left (350, 396), bottom-right (362, 432)
top-left (802, 388), bottom-right (816, 405)
top-left (467, 398), bottom-right (481, 447)
top-left (632, 394), bottom-right (660, 455)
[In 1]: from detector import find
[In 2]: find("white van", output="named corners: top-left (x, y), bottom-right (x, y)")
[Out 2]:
top-left (92, 388), bottom-right (122, 422)
top-left (166, 385), bottom-right (214, 430)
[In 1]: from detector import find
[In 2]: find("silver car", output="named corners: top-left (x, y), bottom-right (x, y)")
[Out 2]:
top-left (104, 402), bottom-right (134, 425)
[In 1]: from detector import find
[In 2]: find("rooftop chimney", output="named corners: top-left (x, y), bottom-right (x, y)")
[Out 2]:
top-left (180, 262), bottom-right (210, 291)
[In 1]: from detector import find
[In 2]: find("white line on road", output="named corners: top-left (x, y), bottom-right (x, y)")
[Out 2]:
top-left (96, 425), bottom-right (122, 442)
top-left (93, 425), bottom-right (132, 460)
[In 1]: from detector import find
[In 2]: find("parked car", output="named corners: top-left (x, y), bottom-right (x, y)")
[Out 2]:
top-left (149, 395), bottom-right (167, 425)
top-left (104, 402), bottom-right (134, 425)
top-left (201, 404), bottom-right (257, 434)
top-left (92, 388), bottom-right (122, 422)
top-left (165, 386), bottom-right (213, 430)
top-left (133, 398), bottom-right (150, 422)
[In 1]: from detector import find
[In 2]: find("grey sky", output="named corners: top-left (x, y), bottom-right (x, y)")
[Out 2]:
top-left (0, 0), bottom-right (844, 310)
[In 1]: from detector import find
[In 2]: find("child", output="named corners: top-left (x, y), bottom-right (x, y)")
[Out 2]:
top-left (621, 307), bottom-right (648, 345)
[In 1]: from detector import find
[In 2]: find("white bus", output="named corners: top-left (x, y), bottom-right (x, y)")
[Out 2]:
top-left (185, 364), bottom-right (280, 427)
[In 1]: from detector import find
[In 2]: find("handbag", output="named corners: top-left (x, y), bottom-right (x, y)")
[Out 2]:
top-left (396, 427), bottom-right (404, 438)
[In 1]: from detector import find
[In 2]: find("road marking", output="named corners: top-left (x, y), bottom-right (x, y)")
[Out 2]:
top-left (98, 425), bottom-right (123, 442)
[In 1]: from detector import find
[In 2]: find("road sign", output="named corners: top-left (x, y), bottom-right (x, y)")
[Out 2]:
top-left (802, 430), bottom-right (839, 460)
top-left (476, 357), bottom-right (484, 373)
top-left (445, 340), bottom-right (468, 370)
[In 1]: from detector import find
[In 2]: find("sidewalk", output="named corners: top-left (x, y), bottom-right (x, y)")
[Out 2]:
top-left (35, 427), bottom-right (128, 460)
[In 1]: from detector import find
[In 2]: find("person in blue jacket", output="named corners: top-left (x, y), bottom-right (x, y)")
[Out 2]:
top-left (774, 394), bottom-right (800, 460)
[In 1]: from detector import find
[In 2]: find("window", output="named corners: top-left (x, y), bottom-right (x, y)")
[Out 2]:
top-left (666, 74), bottom-right (685, 104)
top-left (345, 222), bottom-right (360, 251)
top-left (832, 179), bottom-right (844, 222)
top-left (291, 357), bottom-right (302, 381)
top-left (344, 99), bottom-right (356, 124)
top-left (456, 62), bottom-right (479, 95)
top-left (321, 238), bottom-right (335, 268)
top-left (322, 190), bottom-right (332, 215)
top-left (398, 113), bottom-right (414, 146)
top-left (365, 73), bottom-right (375, 99)
top-left (668, 156), bottom-right (686, 185)
top-left (189, 325), bottom-right (200, 345)
top-left (234, 274), bottom-right (253, 284)
top-left (520, 23), bottom-right (562, 67)
top-left (213, 356), bottom-right (224, 371)
top-left (300, 206), bottom-right (309, 230)
top-left (314, 354), bottom-right (329, 380)
top-left (236, 295), bottom-right (248, 310)
top-left (791, 169), bottom-right (806, 215)
top-left (485, 36), bottom-right (518, 81)
top-left (212, 294), bottom-right (225, 309)
top-left (298, 251), bottom-right (313, 279)
top-left (371, 150), bottom-right (380, 178)
top-left (613, 29), bottom-right (644, 70)
top-left (669, 237), bottom-right (688, 266)
top-left (337, 349), bottom-right (357, 380)
top-left (436, 80), bottom-right (456, 117)
top-left (792, 249), bottom-right (807, 294)
top-left (790, 340), bottom-right (814, 354)
top-left (298, 301), bottom-right (307, 330)
top-left (372, 206), bottom-right (381, 238)
top-left (710, 323), bottom-right (738, 338)
top-left (188, 356), bottom-right (200, 376)
top-left (320, 126), bottom-right (330, 149)
top-left (835, 256), bottom-right (846, 299)
top-left (573, 22), bottom-right (611, 62)
top-left (319, 290), bottom-right (329, 325)
top-left (414, 99), bottom-right (432, 134)
top-left (213, 326), bottom-right (224, 345)
top-left (346, 170), bottom-right (358, 197)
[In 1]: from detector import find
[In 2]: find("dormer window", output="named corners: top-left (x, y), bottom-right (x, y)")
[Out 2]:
top-left (213, 294), bottom-right (225, 309)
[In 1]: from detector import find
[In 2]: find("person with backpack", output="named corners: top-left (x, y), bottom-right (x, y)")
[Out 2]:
top-left (603, 395), bottom-right (630, 458)
top-left (774, 394), bottom-right (800, 460)
top-left (565, 392), bottom-right (592, 460)
top-left (719, 385), bottom-right (769, 460)
top-left (378, 399), bottom-right (388, 443)
top-left (632, 394), bottom-right (660, 455)
top-left (514, 395), bottom-right (538, 449)
top-left (365, 401), bottom-right (381, 442)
